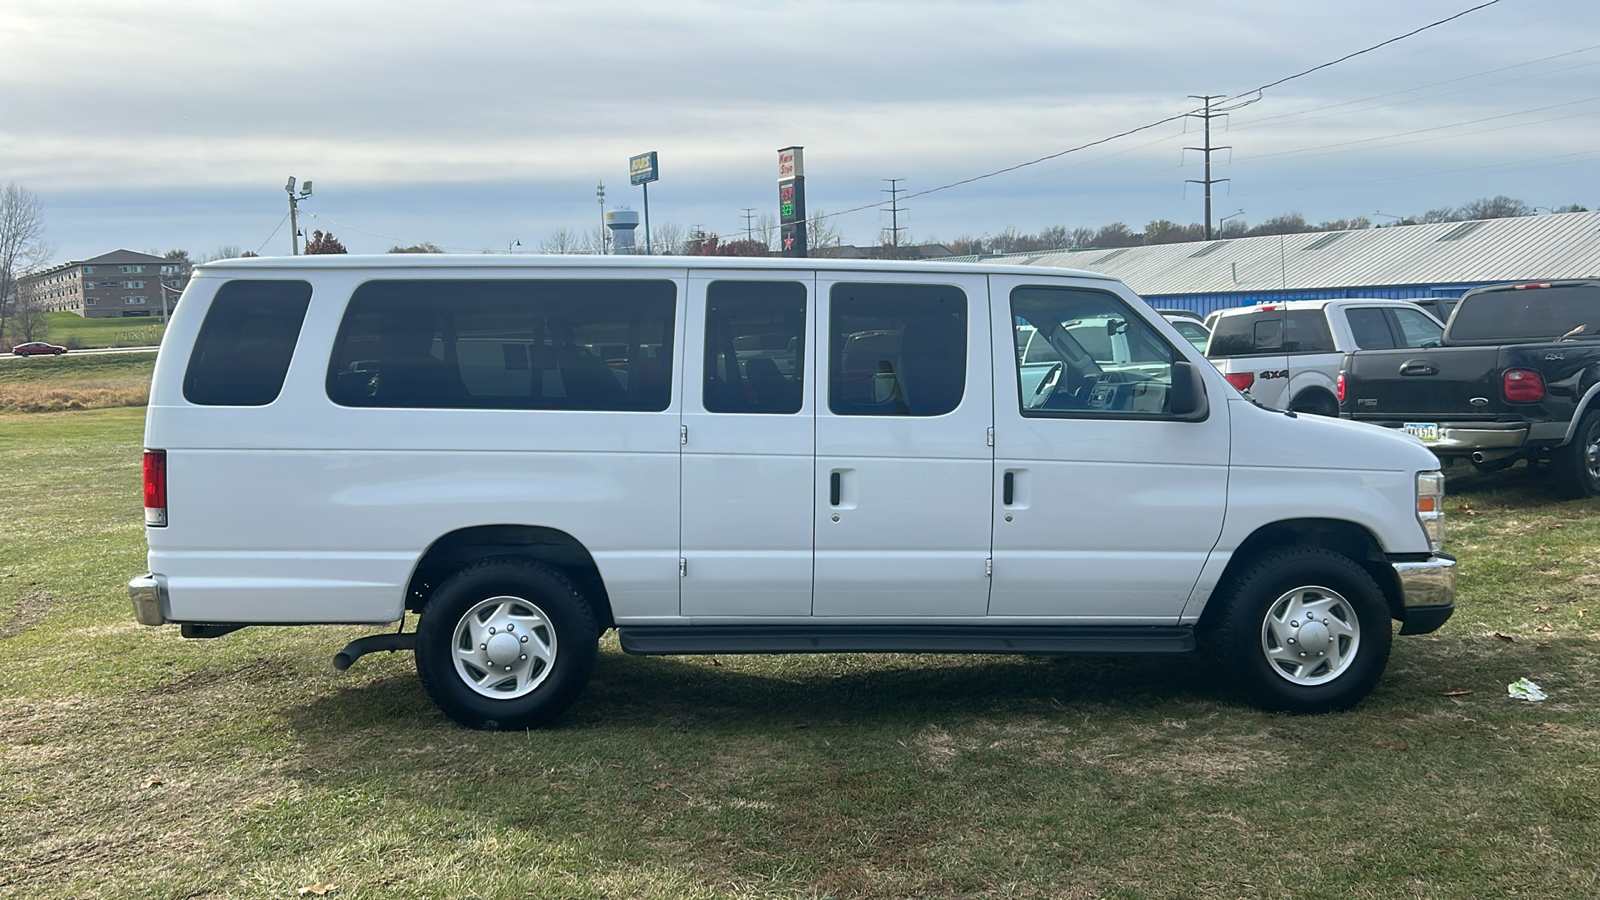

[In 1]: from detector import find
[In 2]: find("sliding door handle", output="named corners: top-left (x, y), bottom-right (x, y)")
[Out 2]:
top-left (830, 471), bottom-right (842, 506)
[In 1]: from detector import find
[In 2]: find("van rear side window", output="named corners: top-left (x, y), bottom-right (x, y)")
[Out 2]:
top-left (326, 279), bottom-right (677, 411)
top-left (182, 280), bottom-right (313, 406)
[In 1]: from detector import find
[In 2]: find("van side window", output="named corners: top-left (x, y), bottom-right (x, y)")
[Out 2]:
top-left (182, 280), bottom-right (312, 406)
top-left (1011, 286), bottom-right (1180, 417)
top-left (703, 281), bottom-right (806, 414)
top-left (828, 283), bottom-right (966, 417)
top-left (326, 280), bottom-right (676, 411)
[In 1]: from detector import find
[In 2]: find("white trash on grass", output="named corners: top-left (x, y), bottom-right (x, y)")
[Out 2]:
top-left (1507, 678), bottom-right (1547, 702)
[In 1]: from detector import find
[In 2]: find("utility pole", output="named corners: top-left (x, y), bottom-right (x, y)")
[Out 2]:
top-left (285, 176), bottom-right (313, 255)
top-left (596, 182), bottom-right (607, 254)
top-left (1184, 96), bottom-right (1230, 241)
top-left (741, 208), bottom-right (758, 244)
top-left (882, 178), bottom-right (906, 247)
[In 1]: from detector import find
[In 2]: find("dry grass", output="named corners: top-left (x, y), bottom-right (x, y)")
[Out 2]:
top-left (0, 353), bottom-right (153, 411)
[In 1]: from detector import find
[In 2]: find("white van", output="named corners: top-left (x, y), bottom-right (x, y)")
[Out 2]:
top-left (129, 255), bottom-right (1455, 728)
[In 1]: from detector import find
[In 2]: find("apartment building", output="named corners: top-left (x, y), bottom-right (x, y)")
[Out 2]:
top-left (20, 249), bottom-right (191, 319)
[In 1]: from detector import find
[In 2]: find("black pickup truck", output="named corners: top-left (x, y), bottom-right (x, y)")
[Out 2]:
top-left (1338, 280), bottom-right (1600, 497)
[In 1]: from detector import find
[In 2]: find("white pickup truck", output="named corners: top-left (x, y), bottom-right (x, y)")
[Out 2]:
top-left (1206, 299), bottom-right (1445, 415)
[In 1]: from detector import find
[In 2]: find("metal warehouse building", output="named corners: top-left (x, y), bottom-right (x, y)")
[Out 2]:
top-left (982, 209), bottom-right (1600, 316)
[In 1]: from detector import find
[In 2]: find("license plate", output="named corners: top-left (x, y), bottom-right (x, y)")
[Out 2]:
top-left (1403, 422), bottom-right (1440, 442)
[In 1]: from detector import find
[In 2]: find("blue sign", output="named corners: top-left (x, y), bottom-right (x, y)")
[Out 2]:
top-left (629, 152), bottom-right (659, 186)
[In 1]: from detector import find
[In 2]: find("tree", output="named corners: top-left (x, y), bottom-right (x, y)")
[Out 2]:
top-left (203, 245), bottom-right (246, 262)
top-left (1090, 223), bottom-right (1138, 248)
top-left (648, 221), bottom-right (686, 255)
top-left (303, 230), bottom-right (347, 255)
top-left (388, 242), bottom-right (443, 253)
top-left (0, 183), bottom-right (51, 346)
top-left (1459, 195), bottom-right (1532, 220)
top-left (1246, 213), bottom-right (1308, 237)
top-left (11, 280), bottom-right (50, 343)
top-left (1419, 207), bottom-right (1460, 224)
top-left (1144, 220), bottom-right (1205, 245)
top-left (806, 210), bottom-right (842, 250)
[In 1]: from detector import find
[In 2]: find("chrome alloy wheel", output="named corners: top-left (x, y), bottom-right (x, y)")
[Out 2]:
top-left (1585, 426), bottom-right (1600, 482)
top-left (1260, 585), bottom-right (1361, 686)
top-left (451, 595), bottom-right (558, 699)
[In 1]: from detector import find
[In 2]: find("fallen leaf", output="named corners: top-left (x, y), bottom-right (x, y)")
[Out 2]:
top-left (651, 763), bottom-right (665, 771)
top-left (1493, 632), bottom-right (1515, 643)
top-left (1458, 505), bottom-right (1477, 516)
top-left (1538, 545), bottom-right (1548, 554)
top-left (1581, 609), bottom-right (1588, 617)
top-left (1442, 690), bottom-right (1473, 697)
top-left (653, 782), bottom-right (669, 792)
top-left (1539, 722), bottom-right (1559, 731)
top-left (297, 886), bottom-right (337, 897)
top-left (1534, 605), bottom-right (1551, 613)
top-left (708, 657), bottom-right (722, 666)
top-left (140, 775), bottom-right (163, 789)
top-left (1535, 642), bottom-right (1552, 651)
top-left (793, 722), bottom-right (810, 730)
top-left (1553, 523), bottom-right (1565, 529)
top-left (1537, 623), bottom-right (1556, 632)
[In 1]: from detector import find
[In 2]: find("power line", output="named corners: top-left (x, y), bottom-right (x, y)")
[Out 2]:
top-left (772, 0), bottom-right (1509, 234)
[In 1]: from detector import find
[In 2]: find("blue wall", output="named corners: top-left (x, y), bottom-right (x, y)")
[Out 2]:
top-left (1147, 282), bottom-right (1495, 316)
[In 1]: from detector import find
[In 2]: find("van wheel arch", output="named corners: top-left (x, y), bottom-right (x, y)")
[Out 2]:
top-left (405, 525), bottom-right (614, 633)
top-left (1199, 519), bottom-right (1402, 626)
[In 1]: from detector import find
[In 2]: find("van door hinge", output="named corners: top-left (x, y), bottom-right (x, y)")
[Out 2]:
top-left (986, 427), bottom-right (995, 447)
top-left (680, 425), bottom-right (688, 445)
top-left (985, 558), bottom-right (993, 577)
top-left (679, 558), bottom-right (687, 577)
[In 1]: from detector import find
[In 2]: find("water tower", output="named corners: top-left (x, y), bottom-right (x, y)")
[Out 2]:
top-left (605, 209), bottom-right (641, 254)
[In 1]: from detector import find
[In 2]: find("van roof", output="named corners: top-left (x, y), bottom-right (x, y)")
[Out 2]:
top-left (196, 253), bottom-right (1118, 281)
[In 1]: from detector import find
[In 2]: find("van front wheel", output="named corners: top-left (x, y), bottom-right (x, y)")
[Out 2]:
top-left (415, 558), bottom-right (597, 730)
top-left (1207, 547), bottom-right (1391, 713)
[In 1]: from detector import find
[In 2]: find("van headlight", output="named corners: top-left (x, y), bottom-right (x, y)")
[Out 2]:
top-left (1416, 470), bottom-right (1445, 552)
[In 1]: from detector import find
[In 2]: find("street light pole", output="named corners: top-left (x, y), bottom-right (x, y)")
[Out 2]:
top-left (286, 177), bottom-right (313, 255)
top-left (597, 182), bottom-right (607, 254)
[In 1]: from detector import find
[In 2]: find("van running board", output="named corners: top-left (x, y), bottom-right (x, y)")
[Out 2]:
top-left (617, 625), bottom-right (1195, 656)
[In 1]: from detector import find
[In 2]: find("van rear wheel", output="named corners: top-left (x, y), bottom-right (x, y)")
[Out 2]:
top-left (415, 558), bottom-right (597, 730)
top-left (1206, 547), bottom-right (1391, 713)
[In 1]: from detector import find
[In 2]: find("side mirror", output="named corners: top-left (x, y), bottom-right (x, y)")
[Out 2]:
top-left (1170, 360), bottom-right (1209, 420)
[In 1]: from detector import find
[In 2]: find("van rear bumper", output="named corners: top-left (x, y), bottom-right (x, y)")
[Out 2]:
top-left (1392, 553), bottom-right (1455, 634)
top-left (128, 574), bottom-right (168, 626)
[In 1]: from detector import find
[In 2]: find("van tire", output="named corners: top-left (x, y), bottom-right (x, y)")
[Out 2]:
top-left (1205, 546), bottom-right (1391, 713)
top-left (415, 558), bottom-right (597, 730)
top-left (1551, 408), bottom-right (1600, 498)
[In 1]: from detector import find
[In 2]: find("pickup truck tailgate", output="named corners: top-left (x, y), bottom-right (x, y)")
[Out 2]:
top-left (1341, 346), bottom-right (1505, 421)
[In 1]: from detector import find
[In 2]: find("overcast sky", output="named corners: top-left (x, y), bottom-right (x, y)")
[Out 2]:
top-left (4, 0), bottom-right (1598, 260)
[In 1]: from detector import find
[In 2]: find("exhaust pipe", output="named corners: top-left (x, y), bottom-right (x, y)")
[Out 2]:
top-left (1471, 449), bottom-right (1518, 464)
top-left (333, 632), bottom-right (416, 671)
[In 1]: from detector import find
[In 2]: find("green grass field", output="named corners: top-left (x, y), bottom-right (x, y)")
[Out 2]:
top-left (2, 407), bottom-right (1597, 898)
top-left (28, 310), bottom-right (167, 349)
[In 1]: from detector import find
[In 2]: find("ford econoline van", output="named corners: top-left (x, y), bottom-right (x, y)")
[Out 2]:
top-left (129, 255), bottom-right (1455, 729)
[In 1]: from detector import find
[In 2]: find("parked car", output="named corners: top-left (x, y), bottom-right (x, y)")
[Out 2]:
top-left (129, 255), bottom-right (1454, 729)
top-left (1339, 280), bottom-right (1600, 495)
top-left (1164, 314), bottom-right (1211, 351)
top-left (10, 341), bottom-right (67, 356)
top-left (1206, 299), bottom-right (1444, 415)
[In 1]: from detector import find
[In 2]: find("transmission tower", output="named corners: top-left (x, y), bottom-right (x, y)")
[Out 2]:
top-left (882, 178), bottom-right (907, 247)
top-left (1185, 95), bottom-right (1231, 241)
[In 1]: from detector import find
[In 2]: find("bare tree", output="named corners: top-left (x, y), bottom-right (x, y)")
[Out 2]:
top-left (537, 227), bottom-right (583, 254)
top-left (1459, 195), bottom-right (1532, 220)
top-left (12, 280), bottom-right (50, 343)
top-left (806, 210), bottom-right (842, 250)
top-left (388, 242), bottom-right (444, 253)
top-left (0, 183), bottom-right (52, 344)
top-left (648, 221), bottom-right (686, 255)
top-left (202, 245), bottom-right (246, 262)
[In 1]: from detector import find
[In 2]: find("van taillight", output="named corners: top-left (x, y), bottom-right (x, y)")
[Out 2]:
top-left (1226, 372), bottom-right (1255, 392)
top-left (1337, 371), bottom-right (1346, 403)
top-left (143, 450), bottom-right (167, 527)
top-left (1503, 369), bottom-right (1546, 403)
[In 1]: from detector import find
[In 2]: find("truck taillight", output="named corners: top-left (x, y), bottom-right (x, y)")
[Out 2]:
top-left (1503, 368), bottom-right (1546, 403)
top-left (1336, 370), bottom-right (1346, 403)
top-left (143, 450), bottom-right (167, 527)
top-left (1226, 372), bottom-right (1255, 392)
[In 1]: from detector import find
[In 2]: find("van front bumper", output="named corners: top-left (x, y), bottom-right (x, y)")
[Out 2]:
top-left (1392, 553), bottom-right (1455, 635)
top-left (128, 574), bottom-right (168, 626)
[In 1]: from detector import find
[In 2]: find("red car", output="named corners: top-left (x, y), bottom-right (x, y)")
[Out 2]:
top-left (10, 341), bottom-right (67, 356)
